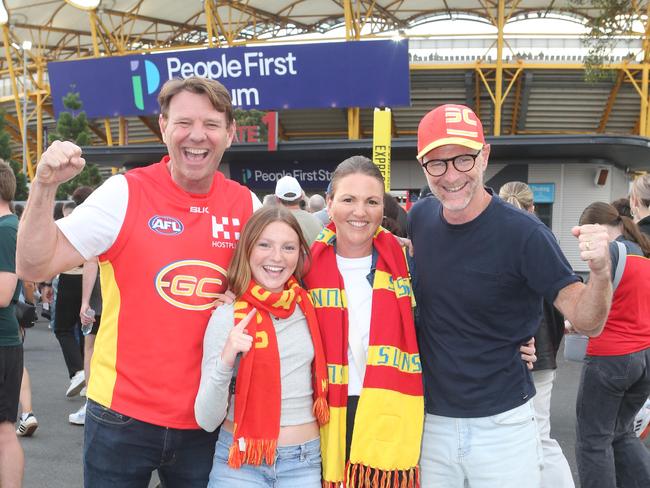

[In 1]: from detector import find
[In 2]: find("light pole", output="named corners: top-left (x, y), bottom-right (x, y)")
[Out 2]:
top-left (21, 40), bottom-right (31, 176)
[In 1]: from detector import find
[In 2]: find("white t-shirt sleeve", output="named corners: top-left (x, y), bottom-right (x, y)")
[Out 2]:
top-left (56, 175), bottom-right (128, 260)
top-left (251, 191), bottom-right (262, 211)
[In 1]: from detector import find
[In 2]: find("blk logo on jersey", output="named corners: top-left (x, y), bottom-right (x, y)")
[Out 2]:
top-left (148, 215), bottom-right (184, 236)
top-left (155, 259), bottom-right (227, 311)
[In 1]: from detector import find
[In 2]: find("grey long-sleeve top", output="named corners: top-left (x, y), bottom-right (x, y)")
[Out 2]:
top-left (194, 303), bottom-right (316, 432)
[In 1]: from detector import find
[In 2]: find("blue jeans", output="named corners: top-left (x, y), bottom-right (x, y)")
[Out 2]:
top-left (84, 400), bottom-right (218, 488)
top-left (420, 400), bottom-right (543, 487)
top-left (208, 428), bottom-right (321, 487)
top-left (576, 349), bottom-right (650, 488)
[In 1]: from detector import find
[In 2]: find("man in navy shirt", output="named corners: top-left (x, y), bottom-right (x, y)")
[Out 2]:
top-left (408, 104), bottom-right (613, 488)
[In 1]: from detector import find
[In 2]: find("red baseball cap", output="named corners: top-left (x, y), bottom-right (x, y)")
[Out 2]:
top-left (417, 104), bottom-right (485, 160)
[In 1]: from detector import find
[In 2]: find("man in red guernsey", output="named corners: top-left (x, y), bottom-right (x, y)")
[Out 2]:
top-left (16, 77), bottom-right (261, 487)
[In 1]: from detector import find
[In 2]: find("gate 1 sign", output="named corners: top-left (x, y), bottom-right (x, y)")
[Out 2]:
top-left (48, 40), bottom-right (410, 119)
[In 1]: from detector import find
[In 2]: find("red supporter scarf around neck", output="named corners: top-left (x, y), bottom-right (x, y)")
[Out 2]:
top-left (227, 277), bottom-right (329, 468)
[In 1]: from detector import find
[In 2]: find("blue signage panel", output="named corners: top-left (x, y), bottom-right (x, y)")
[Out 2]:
top-left (229, 161), bottom-right (336, 191)
top-left (48, 40), bottom-right (410, 118)
top-left (530, 183), bottom-right (555, 203)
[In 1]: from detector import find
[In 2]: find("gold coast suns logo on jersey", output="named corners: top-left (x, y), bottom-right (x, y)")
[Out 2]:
top-left (155, 260), bottom-right (227, 310)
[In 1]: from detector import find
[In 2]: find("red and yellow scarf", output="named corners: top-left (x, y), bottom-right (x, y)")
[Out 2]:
top-left (227, 277), bottom-right (329, 468)
top-left (304, 223), bottom-right (424, 488)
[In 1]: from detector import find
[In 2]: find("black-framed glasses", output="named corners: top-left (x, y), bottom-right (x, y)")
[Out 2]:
top-left (421, 151), bottom-right (481, 177)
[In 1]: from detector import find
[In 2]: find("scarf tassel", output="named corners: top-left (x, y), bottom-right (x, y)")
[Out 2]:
top-left (227, 439), bottom-right (278, 469)
top-left (322, 482), bottom-right (339, 488)
top-left (339, 463), bottom-right (420, 488)
top-left (313, 396), bottom-right (330, 425)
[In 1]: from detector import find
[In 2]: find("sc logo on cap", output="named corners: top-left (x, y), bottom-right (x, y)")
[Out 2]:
top-left (445, 106), bottom-right (478, 126)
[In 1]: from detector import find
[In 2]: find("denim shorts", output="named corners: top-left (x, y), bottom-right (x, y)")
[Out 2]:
top-left (208, 428), bottom-right (322, 487)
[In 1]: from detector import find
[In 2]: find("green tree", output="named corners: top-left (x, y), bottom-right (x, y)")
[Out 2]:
top-left (571, 0), bottom-right (641, 81)
top-left (234, 109), bottom-right (268, 141)
top-left (0, 111), bottom-right (28, 200)
top-left (49, 91), bottom-right (102, 199)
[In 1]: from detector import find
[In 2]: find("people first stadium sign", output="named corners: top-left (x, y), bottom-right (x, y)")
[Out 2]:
top-left (48, 40), bottom-right (410, 118)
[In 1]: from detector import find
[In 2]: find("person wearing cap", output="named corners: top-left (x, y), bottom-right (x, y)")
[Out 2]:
top-left (408, 104), bottom-right (613, 487)
top-left (275, 175), bottom-right (324, 246)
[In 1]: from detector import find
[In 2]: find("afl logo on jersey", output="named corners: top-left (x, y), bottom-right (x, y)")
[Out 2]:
top-left (148, 215), bottom-right (184, 236)
top-left (155, 260), bottom-right (227, 311)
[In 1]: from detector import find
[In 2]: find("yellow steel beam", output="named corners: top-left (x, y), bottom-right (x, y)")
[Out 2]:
top-left (4, 113), bottom-right (37, 146)
top-left (510, 71), bottom-right (524, 135)
top-left (344, 0), bottom-right (360, 41)
top-left (344, 0), bottom-right (361, 140)
top-left (104, 120), bottom-right (113, 146)
top-left (283, 131), bottom-right (347, 138)
top-left (635, 2), bottom-right (650, 137)
top-left (623, 68), bottom-right (644, 99)
top-left (212, 4), bottom-right (233, 46)
top-left (410, 62), bottom-right (649, 71)
top-left (88, 10), bottom-right (118, 150)
top-left (476, 68), bottom-right (496, 105)
top-left (138, 116), bottom-right (163, 141)
top-left (598, 71), bottom-right (625, 133)
top-left (347, 107), bottom-right (361, 140)
top-left (36, 57), bottom-right (44, 163)
top-left (2, 25), bottom-right (33, 178)
top-left (642, 66), bottom-right (649, 136)
top-left (494, 0), bottom-right (505, 136)
top-left (205, 0), bottom-right (216, 48)
top-left (119, 117), bottom-right (127, 145)
top-left (88, 122), bottom-right (108, 144)
top-left (502, 65), bottom-right (523, 102)
top-left (475, 70), bottom-right (481, 114)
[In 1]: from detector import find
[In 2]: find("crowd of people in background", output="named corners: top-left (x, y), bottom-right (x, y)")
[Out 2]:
top-left (0, 76), bottom-right (649, 488)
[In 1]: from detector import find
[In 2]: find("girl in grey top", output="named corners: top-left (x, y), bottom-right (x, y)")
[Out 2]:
top-left (194, 206), bottom-right (328, 488)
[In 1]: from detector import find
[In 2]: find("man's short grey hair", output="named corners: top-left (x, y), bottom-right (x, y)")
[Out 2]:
top-left (308, 194), bottom-right (326, 212)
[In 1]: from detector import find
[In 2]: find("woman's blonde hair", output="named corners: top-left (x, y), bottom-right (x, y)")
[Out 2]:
top-left (498, 181), bottom-right (534, 210)
top-left (631, 174), bottom-right (650, 210)
top-left (227, 206), bottom-right (311, 297)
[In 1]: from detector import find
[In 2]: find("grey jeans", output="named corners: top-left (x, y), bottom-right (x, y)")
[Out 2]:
top-left (575, 349), bottom-right (650, 488)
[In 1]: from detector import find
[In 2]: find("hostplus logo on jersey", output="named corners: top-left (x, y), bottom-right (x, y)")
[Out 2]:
top-left (211, 216), bottom-right (241, 249)
top-left (130, 59), bottom-right (160, 110)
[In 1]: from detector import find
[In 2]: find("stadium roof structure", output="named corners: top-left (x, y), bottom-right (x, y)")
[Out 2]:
top-left (1, 0), bottom-right (650, 177)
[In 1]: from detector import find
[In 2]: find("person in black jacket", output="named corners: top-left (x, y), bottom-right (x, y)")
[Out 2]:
top-left (631, 174), bottom-right (650, 236)
top-left (499, 181), bottom-right (575, 488)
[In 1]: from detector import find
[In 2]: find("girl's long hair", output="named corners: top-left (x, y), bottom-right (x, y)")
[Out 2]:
top-left (579, 201), bottom-right (650, 257)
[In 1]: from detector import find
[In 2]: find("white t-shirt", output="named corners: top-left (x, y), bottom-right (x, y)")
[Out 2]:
top-left (56, 174), bottom-right (262, 260)
top-left (336, 254), bottom-right (372, 396)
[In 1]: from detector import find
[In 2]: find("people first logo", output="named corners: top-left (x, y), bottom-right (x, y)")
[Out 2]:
top-left (130, 59), bottom-right (160, 110)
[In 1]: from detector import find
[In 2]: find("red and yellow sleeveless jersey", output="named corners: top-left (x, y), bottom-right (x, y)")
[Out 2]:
top-left (587, 253), bottom-right (650, 356)
top-left (88, 157), bottom-right (253, 428)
